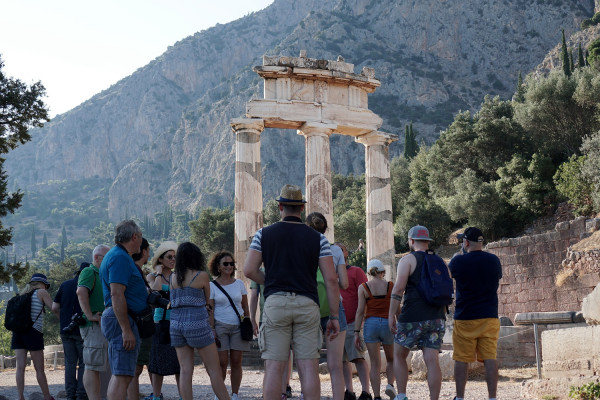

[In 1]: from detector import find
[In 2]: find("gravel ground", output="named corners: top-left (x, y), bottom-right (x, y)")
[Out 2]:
top-left (0, 365), bottom-right (539, 400)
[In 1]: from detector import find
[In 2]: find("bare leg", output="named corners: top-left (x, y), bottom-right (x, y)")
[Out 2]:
top-left (175, 346), bottom-right (194, 400)
top-left (422, 348), bottom-right (441, 400)
top-left (454, 361), bottom-right (468, 398)
top-left (218, 350), bottom-right (229, 384)
top-left (264, 360), bottom-right (287, 400)
top-left (343, 361), bottom-right (354, 394)
top-left (382, 344), bottom-right (395, 386)
top-left (366, 342), bottom-right (382, 397)
top-left (327, 330), bottom-right (347, 400)
top-left (355, 358), bottom-right (371, 394)
top-left (229, 350), bottom-right (243, 395)
top-left (197, 344), bottom-right (231, 400)
top-left (15, 349), bottom-right (27, 400)
top-left (296, 359), bottom-right (320, 400)
top-left (151, 374), bottom-right (164, 398)
top-left (393, 345), bottom-right (410, 395)
top-left (107, 375), bottom-right (133, 400)
top-left (282, 351), bottom-right (293, 395)
top-left (127, 364), bottom-right (144, 400)
top-left (83, 370), bottom-right (102, 400)
top-left (483, 359), bottom-right (498, 399)
top-left (30, 350), bottom-right (52, 399)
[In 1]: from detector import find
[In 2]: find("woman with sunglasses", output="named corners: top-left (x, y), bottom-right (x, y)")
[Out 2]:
top-left (147, 241), bottom-right (181, 400)
top-left (208, 251), bottom-right (250, 400)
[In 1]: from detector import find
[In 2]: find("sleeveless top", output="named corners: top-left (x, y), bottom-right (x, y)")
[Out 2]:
top-left (363, 281), bottom-right (392, 319)
top-left (398, 252), bottom-right (445, 323)
top-left (170, 271), bottom-right (206, 309)
top-left (31, 289), bottom-right (45, 332)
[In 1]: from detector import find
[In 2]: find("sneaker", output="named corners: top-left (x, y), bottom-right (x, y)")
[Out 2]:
top-left (143, 395), bottom-right (154, 400)
top-left (345, 390), bottom-right (357, 400)
top-left (281, 394), bottom-right (287, 400)
top-left (374, 397), bottom-right (382, 400)
top-left (300, 393), bottom-right (304, 400)
top-left (393, 396), bottom-right (407, 400)
top-left (385, 384), bottom-right (397, 399)
top-left (232, 394), bottom-right (239, 400)
top-left (286, 385), bottom-right (293, 398)
top-left (152, 395), bottom-right (164, 400)
top-left (358, 391), bottom-right (372, 400)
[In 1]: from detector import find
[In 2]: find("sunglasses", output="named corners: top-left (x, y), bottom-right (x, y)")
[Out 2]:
top-left (163, 255), bottom-right (175, 260)
top-left (221, 262), bottom-right (235, 267)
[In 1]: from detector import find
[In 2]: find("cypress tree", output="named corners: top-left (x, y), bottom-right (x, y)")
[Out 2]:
top-left (42, 233), bottom-right (48, 249)
top-left (569, 49), bottom-right (575, 71)
top-left (561, 29), bottom-right (571, 77)
top-left (60, 224), bottom-right (67, 260)
top-left (403, 122), bottom-right (418, 160)
top-left (30, 225), bottom-right (37, 259)
top-left (515, 71), bottom-right (525, 102)
top-left (578, 43), bottom-right (585, 68)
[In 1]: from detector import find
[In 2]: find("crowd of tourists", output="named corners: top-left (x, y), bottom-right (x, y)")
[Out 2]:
top-left (8, 184), bottom-right (502, 400)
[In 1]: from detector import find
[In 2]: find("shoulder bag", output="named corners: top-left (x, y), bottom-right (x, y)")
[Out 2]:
top-left (212, 280), bottom-right (253, 341)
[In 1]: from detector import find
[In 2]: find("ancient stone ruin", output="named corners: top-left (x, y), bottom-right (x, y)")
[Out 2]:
top-left (231, 51), bottom-right (397, 276)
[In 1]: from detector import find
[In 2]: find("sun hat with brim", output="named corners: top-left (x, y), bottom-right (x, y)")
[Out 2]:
top-left (457, 227), bottom-right (484, 242)
top-left (29, 273), bottom-right (50, 288)
top-left (276, 184), bottom-right (307, 205)
top-left (367, 259), bottom-right (385, 273)
top-left (407, 225), bottom-right (433, 241)
top-left (151, 241), bottom-right (178, 267)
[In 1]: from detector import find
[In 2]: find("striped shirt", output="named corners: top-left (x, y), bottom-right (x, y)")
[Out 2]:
top-left (30, 289), bottom-right (45, 332)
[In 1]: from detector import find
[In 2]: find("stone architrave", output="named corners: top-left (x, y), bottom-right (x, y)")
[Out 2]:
top-left (298, 122), bottom-right (336, 242)
top-left (231, 118), bottom-right (264, 279)
top-left (356, 131), bottom-right (397, 279)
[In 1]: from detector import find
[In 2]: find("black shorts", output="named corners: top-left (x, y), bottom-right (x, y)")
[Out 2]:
top-left (11, 328), bottom-right (44, 351)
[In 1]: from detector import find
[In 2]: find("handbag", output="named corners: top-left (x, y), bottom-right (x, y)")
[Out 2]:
top-left (157, 309), bottom-right (171, 345)
top-left (212, 280), bottom-right (253, 341)
top-left (128, 307), bottom-right (155, 338)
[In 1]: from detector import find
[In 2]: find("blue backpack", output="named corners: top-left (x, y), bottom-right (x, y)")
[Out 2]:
top-left (413, 250), bottom-right (453, 307)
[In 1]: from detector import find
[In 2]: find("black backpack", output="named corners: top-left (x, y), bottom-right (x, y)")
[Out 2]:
top-left (4, 290), bottom-right (43, 333)
top-left (413, 250), bottom-right (454, 307)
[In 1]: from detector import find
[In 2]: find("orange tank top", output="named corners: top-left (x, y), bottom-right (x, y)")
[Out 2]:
top-left (363, 281), bottom-right (393, 319)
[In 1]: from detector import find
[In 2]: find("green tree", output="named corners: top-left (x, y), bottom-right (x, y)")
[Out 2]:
top-left (514, 71), bottom-right (525, 102)
top-left (89, 221), bottom-right (115, 246)
top-left (0, 300), bottom-right (14, 355)
top-left (403, 122), bottom-right (418, 160)
top-left (580, 130), bottom-right (600, 212)
top-left (561, 29), bottom-right (571, 77)
top-left (30, 224), bottom-right (37, 259)
top-left (42, 232), bottom-right (48, 249)
top-left (189, 207), bottom-right (234, 257)
top-left (0, 56), bottom-right (49, 282)
top-left (60, 224), bottom-right (67, 260)
top-left (588, 38), bottom-right (600, 71)
top-left (553, 155), bottom-right (593, 215)
top-left (578, 43), bottom-right (585, 68)
top-left (263, 199), bottom-right (281, 226)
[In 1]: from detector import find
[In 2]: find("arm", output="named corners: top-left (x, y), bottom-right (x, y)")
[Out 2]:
top-left (353, 285), bottom-right (367, 349)
top-left (388, 255), bottom-right (414, 334)
top-left (77, 286), bottom-right (101, 323)
top-left (337, 261), bottom-right (348, 290)
top-left (243, 249), bottom-right (265, 284)
top-left (110, 282), bottom-right (136, 351)
top-left (37, 289), bottom-right (54, 309)
top-left (241, 293), bottom-right (250, 318)
top-left (51, 301), bottom-right (60, 317)
top-left (319, 255), bottom-right (340, 340)
top-left (249, 287), bottom-right (259, 335)
top-left (149, 265), bottom-right (164, 290)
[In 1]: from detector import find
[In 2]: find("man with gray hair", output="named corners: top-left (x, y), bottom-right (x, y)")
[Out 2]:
top-left (77, 244), bottom-right (110, 400)
top-left (99, 220), bottom-right (147, 400)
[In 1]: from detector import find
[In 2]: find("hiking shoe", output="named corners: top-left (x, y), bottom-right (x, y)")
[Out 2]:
top-left (358, 391), bottom-right (372, 400)
top-left (345, 390), bottom-right (357, 400)
top-left (385, 384), bottom-right (397, 399)
top-left (286, 385), bottom-right (293, 398)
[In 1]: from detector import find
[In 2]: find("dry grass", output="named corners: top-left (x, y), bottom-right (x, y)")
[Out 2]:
top-left (572, 230), bottom-right (600, 252)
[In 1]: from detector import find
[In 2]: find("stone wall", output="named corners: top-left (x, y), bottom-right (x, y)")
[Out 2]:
top-left (486, 217), bottom-right (600, 322)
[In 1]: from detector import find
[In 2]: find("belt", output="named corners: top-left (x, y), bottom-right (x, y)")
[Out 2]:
top-left (271, 291), bottom-right (299, 297)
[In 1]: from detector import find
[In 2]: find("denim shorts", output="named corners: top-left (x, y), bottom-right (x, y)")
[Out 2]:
top-left (363, 316), bottom-right (394, 345)
top-left (320, 301), bottom-right (348, 333)
top-left (394, 318), bottom-right (446, 350)
top-left (101, 307), bottom-right (140, 376)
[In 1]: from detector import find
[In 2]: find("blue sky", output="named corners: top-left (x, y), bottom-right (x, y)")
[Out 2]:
top-left (1, 0), bottom-right (274, 117)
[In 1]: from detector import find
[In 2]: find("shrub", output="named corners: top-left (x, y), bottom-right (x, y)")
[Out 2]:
top-left (569, 382), bottom-right (600, 399)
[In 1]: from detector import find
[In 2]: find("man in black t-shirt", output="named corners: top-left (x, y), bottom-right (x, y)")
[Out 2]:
top-left (449, 227), bottom-right (502, 400)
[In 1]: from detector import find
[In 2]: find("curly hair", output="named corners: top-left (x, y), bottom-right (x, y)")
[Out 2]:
top-left (208, 250), bottom-right (236, 277)
top-left (305, 212), bottom-right (328, 234)
top-left (175, 242), bottom-right (205, 288)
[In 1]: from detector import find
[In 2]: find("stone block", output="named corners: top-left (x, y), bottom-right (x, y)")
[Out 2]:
top-left (586, 218), bottom-right (600, 232)
top-left (411, 350), bottom-right (454, 379)
top-left (571, 216), bottom-right (587, 235)
top-left (556, 221), bottom-right (570, 231)
top-left (541, 325), bottom-right (600, 378)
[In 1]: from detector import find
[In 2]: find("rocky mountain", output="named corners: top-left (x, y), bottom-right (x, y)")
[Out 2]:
top-left (5, 0), bottom-right (598, 225)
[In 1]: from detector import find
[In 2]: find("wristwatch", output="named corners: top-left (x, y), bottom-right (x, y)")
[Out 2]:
top-left (329, 315), bottom-right (339, 320)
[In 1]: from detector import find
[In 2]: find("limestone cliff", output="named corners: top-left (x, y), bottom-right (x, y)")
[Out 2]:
top-left (5, 0), bottom-right (596, 222)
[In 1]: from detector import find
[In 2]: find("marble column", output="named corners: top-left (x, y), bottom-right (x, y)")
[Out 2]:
top-left (356, 131), bottom-right (397, 279)
top-left (231, 118), bottom-right (264, 279)
top-left (298, 122), bottom-right (336, 242)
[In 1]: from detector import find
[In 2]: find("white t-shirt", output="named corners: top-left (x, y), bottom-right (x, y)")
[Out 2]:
top-left (210, 279), bottom-right (247, 325)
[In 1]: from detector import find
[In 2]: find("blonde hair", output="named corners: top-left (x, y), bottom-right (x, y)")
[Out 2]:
top-left (368, 267), bottom-right (385, 277)
top-left (21, 281), bottom-right (46, 294)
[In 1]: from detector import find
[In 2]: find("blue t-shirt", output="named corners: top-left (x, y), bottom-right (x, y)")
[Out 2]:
top-left (449, 250), bottom-right (502, 320)
top-left (54, 277), bottom-right (83, 330)
top-left (100, 244), bottom-right (148, 313)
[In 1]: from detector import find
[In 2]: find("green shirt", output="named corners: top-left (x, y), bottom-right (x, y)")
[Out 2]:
top-left (77, 263), bottom-right (104, 326)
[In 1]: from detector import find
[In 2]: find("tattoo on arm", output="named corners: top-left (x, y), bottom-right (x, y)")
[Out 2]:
top-left (391, 294), bottom-right (402, 301)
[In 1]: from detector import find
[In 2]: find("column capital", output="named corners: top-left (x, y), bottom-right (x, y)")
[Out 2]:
top-left (355, 131), bottom-right (398, 146)
top-left (297, 122), bottom-right (337, 137)
top-left (231, 118), bottom-right (265, 134)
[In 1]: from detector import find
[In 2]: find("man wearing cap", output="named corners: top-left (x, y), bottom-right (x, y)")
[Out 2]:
top-left (449, 227), bottom-right (502, 400)
top-left (52, 263), bottom-right (88, 400)
top-left (388, 225), bottom-right (447, 400)
top-left (77, 245), bottom-right (111, 400)
top-left (244, 184), bottom-right (340, 400)
top-left (100, 220), bottom-right (146, 400)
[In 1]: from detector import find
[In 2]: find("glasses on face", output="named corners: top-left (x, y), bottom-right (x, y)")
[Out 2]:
top-left (221, 261), bottom-right (235, 267)
top-left (164, 255), bottom-right (175, 260)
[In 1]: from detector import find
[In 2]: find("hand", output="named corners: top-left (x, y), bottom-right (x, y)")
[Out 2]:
top-left (326, 319), bottom-right (340, 341)
top-left (252, 319), bottom-right (258, 336)
top-left (353, 333), bottom-right (362, 350)
top-left (122, 329), bottom-right (136, 351)
top-left (89, 312), bottom-right (102, 323)
top-left (388, 316), bottom-right (397, 335)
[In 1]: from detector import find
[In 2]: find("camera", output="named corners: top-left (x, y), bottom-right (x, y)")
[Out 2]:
top-left (147, 290), bottom-right (170, 309)
top-left (62, 312), bottom-right (86, 334)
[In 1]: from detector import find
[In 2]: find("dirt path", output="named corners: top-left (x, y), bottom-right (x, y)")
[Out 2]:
top-left (0, 366), bottom-right (539, 399)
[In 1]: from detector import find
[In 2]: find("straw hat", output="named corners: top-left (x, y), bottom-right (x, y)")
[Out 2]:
top-left (151, 241), bottom-right (178, 267)
top-left (276, 184), bottom-right (306, 205)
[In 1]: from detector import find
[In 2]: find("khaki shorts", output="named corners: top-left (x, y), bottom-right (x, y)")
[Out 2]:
top-left (452, 318), bottom-right (500, 363)
top-left (344, 321), bottom-right (365, 362)
top-left (80, 323), bottom-right (108, 372)
top-left (260, 292), bottom-right (321, 361)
